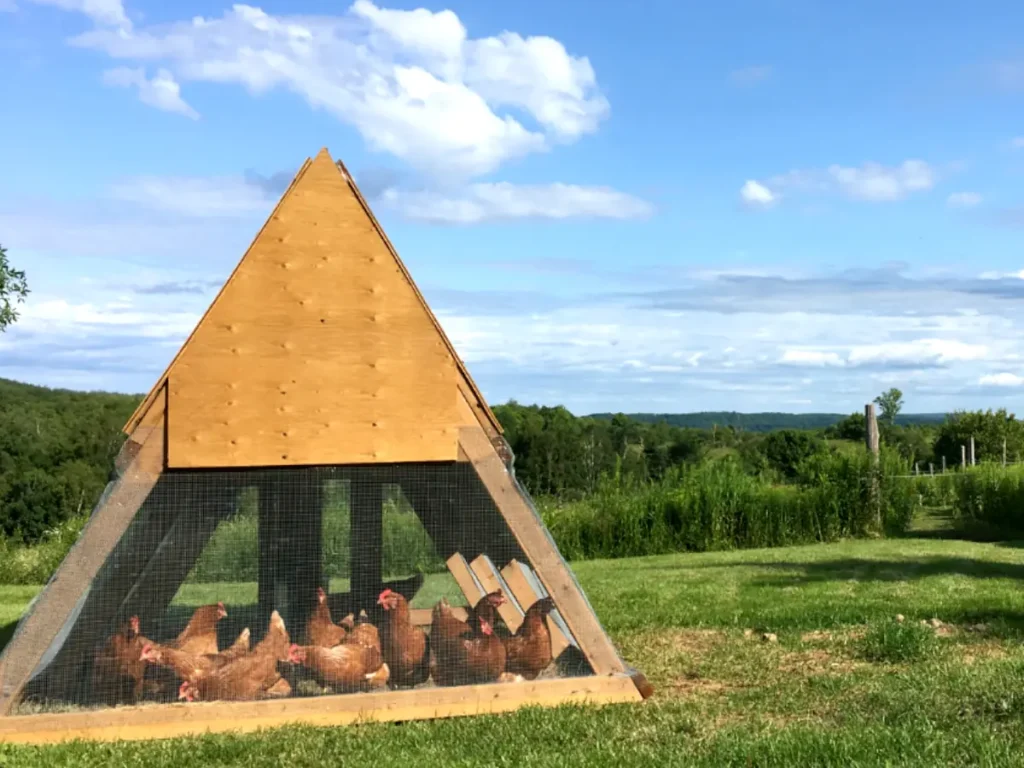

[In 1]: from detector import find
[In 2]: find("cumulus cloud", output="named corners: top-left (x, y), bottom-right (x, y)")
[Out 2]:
top-left (979, 372), bottom-right (1024, 387)
top-left (65, 2), bottom-right (608, 180)
top-left (27, 0), bottom-right (129, 27)
top-left (746, 160), bottom-right (937, 208)
top-left (381, 182), bottom-right (654, 224)
top-left (739, 180), bottom-right (776, 208)
top-left (102, 67), bottom-right (198, 119)
top-left (947, 191), bottom-right (982, 208)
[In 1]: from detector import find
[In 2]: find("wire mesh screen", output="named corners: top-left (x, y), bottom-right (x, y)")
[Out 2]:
top-left (8, 461), bottom-right (592, 714)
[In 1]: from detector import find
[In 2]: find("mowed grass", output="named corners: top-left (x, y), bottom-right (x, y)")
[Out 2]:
top-left (4, 529), bottom-right (1024, 766)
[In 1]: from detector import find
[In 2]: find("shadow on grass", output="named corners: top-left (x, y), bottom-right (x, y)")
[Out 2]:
top-left (0, 621), bottom-right (17, 655)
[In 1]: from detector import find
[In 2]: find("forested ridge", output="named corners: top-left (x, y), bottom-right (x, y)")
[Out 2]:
top-left (1, 377), bottom-right (1022, 562)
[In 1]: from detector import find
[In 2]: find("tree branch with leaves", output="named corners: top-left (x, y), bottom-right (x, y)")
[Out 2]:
top-left (0, 244), bottom-right (29, 332)
top-left (873, 387), bottom-right (904, 428)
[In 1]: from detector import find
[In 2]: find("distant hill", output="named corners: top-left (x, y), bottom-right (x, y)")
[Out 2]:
top-left (587, 411), bottom-right (948, 432)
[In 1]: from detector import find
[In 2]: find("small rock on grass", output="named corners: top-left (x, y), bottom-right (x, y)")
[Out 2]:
top-left (743, 629), bottom-right (754, 638)
top-left (761, 632), bottom-right (778, 644)
top-left (929, 617), bottom-right (943, 628)
top-left (895, 614), bottom-right (905, 623)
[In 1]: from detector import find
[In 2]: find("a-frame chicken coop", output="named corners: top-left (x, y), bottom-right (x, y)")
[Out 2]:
top-left (0, 148), bottom-right (650, 743)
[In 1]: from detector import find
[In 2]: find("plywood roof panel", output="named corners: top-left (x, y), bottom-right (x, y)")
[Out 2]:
top-left (125, 148), bottom-right (499, 468)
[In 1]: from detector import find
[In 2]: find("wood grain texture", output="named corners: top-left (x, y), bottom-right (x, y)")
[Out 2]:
top-left (165, 149), bottom-right (460, 467)
top-left (0, 675), bottom-right (641, 744)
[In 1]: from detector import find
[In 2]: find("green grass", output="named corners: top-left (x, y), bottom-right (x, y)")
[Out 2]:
top-left (5, 524), bottom-right (1024, 765)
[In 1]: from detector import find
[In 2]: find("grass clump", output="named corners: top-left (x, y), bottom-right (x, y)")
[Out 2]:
top-left (857, 618), bottom-right (939, 664)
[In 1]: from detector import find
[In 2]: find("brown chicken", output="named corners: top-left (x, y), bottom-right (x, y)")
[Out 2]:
top-left (306, 587), bottom-right (347, 647)
top-left (172, 602), bottom-right (227, 656)
top-left (179, 611), bottom-right (290, 702)
top-left (220, 627), bottom-right (251, 660)
top-left (91, 615), bottom-right (150, 704)
top-left (431, 597), bottom-right (506, 686)
top-left (139, 627), bottom-right (250, 681)
top-left (347, 614), bottom-right (382, 653)
top-left (378, 588), bottom-right (429, 687)
top-left (503, 596), bottom-right (555, 680)
top-left (431, 591), bottom-right (506, 647)
top-left (288, 641), bottom-right (387, 692)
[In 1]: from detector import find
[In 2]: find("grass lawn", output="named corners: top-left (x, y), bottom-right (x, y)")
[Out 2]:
top-left (4, 527), bottom-right (1024, 766)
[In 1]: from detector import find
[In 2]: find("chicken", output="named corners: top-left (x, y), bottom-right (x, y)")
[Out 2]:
top-left (139, 627), bottom-right (251, 682)
top-left (378, 588), bottom-right (429, 687)
top-left (288, 641), bottom-right (387, 692)
top-left (91, 615), bottom-right (150, 704)
top-left (172, 602), bottom-right (227, 656)
top-left (347, 613), bottom-right (382, 653)
top-left (220, 627), bottom-right (251, 661)
top-left (431, 598), bottom-right (506, 686)
top-left (179, 611), bottom-right (290, 702)
top-left (431, 591), bottom-right (506, 648)
top-left (503, 596), bottom-right (556, 680)
top-left (306, 587), bottom-right (348, 648)
top-left (252, 608), bottom-right (292, 662)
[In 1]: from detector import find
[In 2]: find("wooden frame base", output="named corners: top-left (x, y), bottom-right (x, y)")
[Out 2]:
top-left (0, 675), bottom-right (642, 745)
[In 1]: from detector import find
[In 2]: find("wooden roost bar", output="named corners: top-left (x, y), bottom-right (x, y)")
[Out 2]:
top-left (0, 148), bottom-right (650, 743)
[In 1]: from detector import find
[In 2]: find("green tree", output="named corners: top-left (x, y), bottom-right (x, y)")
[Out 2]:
top-left (0, 244), bottom-right (29, 332)
top-left (761, 429), bottom-right (828, 479)
top-left (874, 388), bottom-right (904, 427)
top-left (933, 409), bottom-right (1024, 467)
top-left (827, 412), bottom-right (867, 442)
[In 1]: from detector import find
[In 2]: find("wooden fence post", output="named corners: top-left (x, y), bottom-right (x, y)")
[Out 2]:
top-left (942, 456), bottom-right (946, 473)
top-left (961, 445), bottom-right (966, 469)
top-left (865, 404), bottom-right (881, 532)
top-left (865, 404), bottom-right (880, 457)
top-left (1003, 439), bottom-right (1007, 467)
top-left (970, 436), bottom-right (976, 466)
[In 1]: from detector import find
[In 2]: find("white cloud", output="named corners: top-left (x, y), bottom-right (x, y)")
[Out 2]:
top-left (381, 182), bottom-right (654, 224)
top-left (979, 372), bottom-right (1024, 387)
top-left (826, 160), bottom-right (935, 201)
top-left (0, 0), bottom-right (17, 12)
top-left (1011, 137), bottom-right (1024, 149)
top-left (108, 176), bottom-right (273, 217)
top-left (779, 349), bottom-right (844, 367)
top-left (751, 160), bottom-right (937, 206)
top-left (739, 179), bottom-right (776, 208)
top-left (27, 0), bottom-right (128, 27)
top-left (847, 339), bottom-right (988, 367)
top-left (730, 65), bottom-right (772, 86)
top-left (979, 269), bottom-right (1024, 280)
top-left (65, 2), bottom-right (608, 179)
top-left (102, 67), bottom-right (198, 119)
top-left (947, 191), bottom-right (982, 208)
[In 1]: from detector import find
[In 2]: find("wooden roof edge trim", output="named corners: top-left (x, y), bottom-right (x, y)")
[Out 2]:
top-left (333, 157), bottom-right (503, 436)
top-left (122, 155), bottom-right (317, 435)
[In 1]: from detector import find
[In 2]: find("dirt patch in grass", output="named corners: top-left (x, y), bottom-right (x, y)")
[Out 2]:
top-left (666, 672), bottom-right (737, 696)
top-left (778, 648), bottom-right (863, 676)
top-left (959, 642), bottom-right (1010, 665)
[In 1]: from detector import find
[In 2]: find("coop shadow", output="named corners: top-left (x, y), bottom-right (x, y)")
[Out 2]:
top-left (0, 621), bottom-right (16, 656)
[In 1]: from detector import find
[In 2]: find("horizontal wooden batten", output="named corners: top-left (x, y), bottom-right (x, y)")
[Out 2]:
top-left (0, 675), bottom-right (642, 745)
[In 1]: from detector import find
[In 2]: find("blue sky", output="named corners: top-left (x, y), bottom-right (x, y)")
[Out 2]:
top-left (2, 0), bottom-right (1024, 414)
